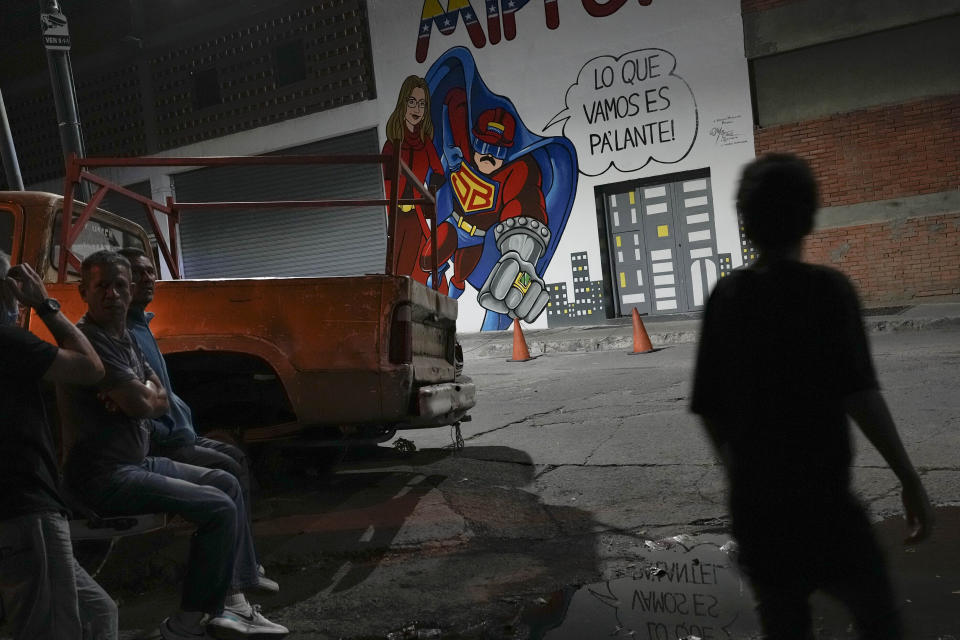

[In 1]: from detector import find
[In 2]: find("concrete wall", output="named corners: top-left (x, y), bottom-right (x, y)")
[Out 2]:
top-left (751, 16), bottom-right (960, 126)
top-left (742, 0), bottom-right (960, 56)
top-left (2, 0), bottom-right (376, 187)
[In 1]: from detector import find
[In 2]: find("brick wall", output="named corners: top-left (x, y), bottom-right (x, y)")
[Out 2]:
top-left (756, 95), bottom-right (960, 306)
top-left (754, 96), bottom-right (960, 208)
top-left (803, 213), bottom-right (960, 304)
top-left (741, 0), bottom-right (803, 13)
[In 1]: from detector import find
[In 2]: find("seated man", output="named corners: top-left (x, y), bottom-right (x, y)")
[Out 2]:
top-left (0, 252), bottom-right (117, 640)
top-left (116, 248), bottom-right (274, 588)
top-left (59, 250), bottom-right (287, 640)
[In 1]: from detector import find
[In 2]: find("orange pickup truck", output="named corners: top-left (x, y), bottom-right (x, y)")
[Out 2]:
top-left (0, 158), bottom-right (474, 460)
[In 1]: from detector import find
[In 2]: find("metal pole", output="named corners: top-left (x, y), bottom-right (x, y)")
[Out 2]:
top-left (0, 89), bottom-right (25, 190)
top-left (40, 0), bottom-right (88, 199)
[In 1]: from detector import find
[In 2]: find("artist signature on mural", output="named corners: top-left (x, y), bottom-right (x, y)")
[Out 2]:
top-left (709, 115), bottom-right (747, 146)
top-left (709, 126), bottom-right (737, 144)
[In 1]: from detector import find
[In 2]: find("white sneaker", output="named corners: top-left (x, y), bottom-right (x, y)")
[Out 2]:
top-left (208, 604), bottom-right (288, 639)
top-left (159, 614), bottom-right (214, 639)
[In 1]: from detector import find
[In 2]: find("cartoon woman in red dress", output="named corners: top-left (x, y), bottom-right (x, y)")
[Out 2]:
top-left (382, 75), bottom-right (444, 287)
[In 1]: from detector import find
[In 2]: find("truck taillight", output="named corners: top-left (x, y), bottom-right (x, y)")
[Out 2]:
top-left (389, 303), bottom-right (413, 364)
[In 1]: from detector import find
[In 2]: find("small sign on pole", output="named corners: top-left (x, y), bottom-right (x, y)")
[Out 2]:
top-left (41, 12), bottom-right (71, 51)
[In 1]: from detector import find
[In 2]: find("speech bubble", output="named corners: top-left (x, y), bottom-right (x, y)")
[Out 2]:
top-left (546, 49), bottom-right (698, 176)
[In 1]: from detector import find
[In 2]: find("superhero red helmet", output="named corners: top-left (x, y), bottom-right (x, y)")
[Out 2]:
top-left (471, 108), bottom-right (516, 160)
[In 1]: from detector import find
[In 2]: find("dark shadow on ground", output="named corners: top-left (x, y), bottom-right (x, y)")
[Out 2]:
top-left (268, 445), bottom-right (604, 638)
top-left (79, 445), bottom-right (603, 639)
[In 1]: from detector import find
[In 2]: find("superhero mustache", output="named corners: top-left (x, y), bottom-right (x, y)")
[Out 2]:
top-left (478, 154), bottom-right (497, 164)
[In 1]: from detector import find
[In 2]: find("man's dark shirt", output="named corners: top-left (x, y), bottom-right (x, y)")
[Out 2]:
top-left (691, 261), bottom-right (878, 539)
top-left (62, 314), bottom-right (154, 484)
top-left (0, 325), bottom-right (68, 517)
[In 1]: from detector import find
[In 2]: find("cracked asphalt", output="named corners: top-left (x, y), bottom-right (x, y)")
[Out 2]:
top-left (94, 327), bottom-right (959, 639)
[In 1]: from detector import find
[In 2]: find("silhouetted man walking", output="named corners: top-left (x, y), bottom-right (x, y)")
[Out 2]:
top-left (691, 153), bottom-right (932, 639)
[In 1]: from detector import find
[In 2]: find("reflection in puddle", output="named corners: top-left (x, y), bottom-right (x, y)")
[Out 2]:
top-left (524, 507), bottom-right (960, 640)
top-left (525, 533), bottom-right (759, 639)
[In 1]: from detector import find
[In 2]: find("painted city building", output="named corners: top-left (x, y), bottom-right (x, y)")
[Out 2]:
top-left (546, 251), bottom-right (605, 327)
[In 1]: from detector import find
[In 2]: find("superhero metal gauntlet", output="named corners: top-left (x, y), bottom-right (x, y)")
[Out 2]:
top-left (477, 216), bottom-right (552, 322)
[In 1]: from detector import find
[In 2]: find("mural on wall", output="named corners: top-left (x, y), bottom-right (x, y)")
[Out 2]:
top-left (545, 48), bottom-right (698, 177)
top-left (373, 0), bottom-right (755, 330)
top-left (736, 212), bottom-right (759, 267)
top-left (413, 47), bottom-right (579, 331)
top-left (545, 252), bottom-right (606, 328)
top-left (413, 0), bottom-right (667, 64)
top-left (415, 0), bottom-right (563, 64)
top-left (382, 75), bottom-right (447, 289)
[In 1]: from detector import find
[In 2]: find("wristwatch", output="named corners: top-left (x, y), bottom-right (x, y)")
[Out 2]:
top-left (36, 297), bottom-right (61, 317)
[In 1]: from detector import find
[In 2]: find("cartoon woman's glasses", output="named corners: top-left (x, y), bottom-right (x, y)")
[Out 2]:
top-left (406, 97), bottom-right (427, 109)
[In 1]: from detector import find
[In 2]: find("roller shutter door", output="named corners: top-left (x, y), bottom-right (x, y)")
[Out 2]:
top-left (172, 128), bottom-right (384, 278)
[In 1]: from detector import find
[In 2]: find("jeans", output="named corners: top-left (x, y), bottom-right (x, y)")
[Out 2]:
top-left (153, 436), bottom-right (253, 536)
top-left (0, 512), bottom-right (117, 640)
top-left (72, 457), bottom-right (259, 614)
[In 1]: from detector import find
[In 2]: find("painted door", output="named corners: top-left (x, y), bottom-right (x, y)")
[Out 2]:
top-left (605, 189), bottom-right (652, 316)
top-left (640, 183), bottom-right (688, 313)
top-left (673, 176), bottom-right (720, 310)
top-left (604, 173), bottom-right (720, 316)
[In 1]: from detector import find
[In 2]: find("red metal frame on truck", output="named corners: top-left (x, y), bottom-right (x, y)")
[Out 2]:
top-left (58, 144), bottom-right (440, 287)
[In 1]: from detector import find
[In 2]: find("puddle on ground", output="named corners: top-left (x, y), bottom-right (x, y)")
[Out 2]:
top-left (523, 533), bottom-right (757, 640)
top-left (522, 507), bottom-right (960, 640)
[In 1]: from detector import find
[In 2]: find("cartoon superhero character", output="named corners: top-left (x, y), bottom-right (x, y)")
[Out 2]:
top-left (424, 48), bottom-right (578, 331)
top-left (382, 75), bottom-right (445, 288)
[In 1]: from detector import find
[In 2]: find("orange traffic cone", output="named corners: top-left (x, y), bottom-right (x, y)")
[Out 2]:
top-left (507, 318), bottom-right (536, 362)
top-left (629, 307), bottom-right (654, 354)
